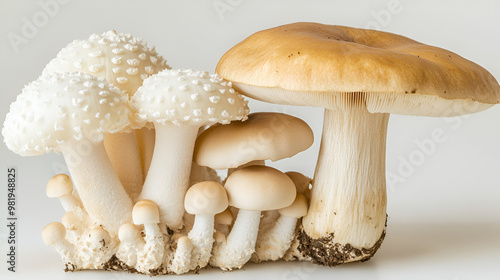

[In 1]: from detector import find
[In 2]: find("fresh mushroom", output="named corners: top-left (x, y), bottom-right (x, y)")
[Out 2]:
top-left (2, 72), bottom-right (133, 236)
top-left (132, 200), bottom-right (164, 272)
top-left (130, 69), bottom-right (249, 229)
top-left (42, 222), bottom-right (77, 266)
top-left (117, 223), bottom-right (145, 267)
top-left (43, 30), bottom-right (169, 200)
top-left (214, 207), bottom-right (233, 236)
top-left (210, 165), bottom-right (296, 270)
top-left (216, 22), bottom-right (500, 265)
top-left (184, 181), bottom-right (228, 269)
top-left (194, 112), bottom-right (313, 174)
top-left (253, 193), bottom-right (308, 261)
top-left (46, 174), bottom-right (82, 212)
top-left (168, 236), bottom-right (193, 275)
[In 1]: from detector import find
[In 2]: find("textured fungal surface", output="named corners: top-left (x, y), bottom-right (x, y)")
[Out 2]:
top-left (130, 69), bottom-right (249, 128)
top-left (2, 72), bottom-right (130, 156)
top-left (43, 30), bottom-right (169, 97)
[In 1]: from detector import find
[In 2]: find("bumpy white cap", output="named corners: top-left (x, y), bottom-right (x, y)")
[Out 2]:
top-left (130, 69), bottom-right (249, 128)
top-left (2, 72), bottom-right (130, 156)
top-left (43, 30), bottom-right (169, 96)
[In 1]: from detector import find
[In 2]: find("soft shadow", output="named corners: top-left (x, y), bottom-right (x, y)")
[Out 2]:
top-left (376, 222), bottom-right (500, 262)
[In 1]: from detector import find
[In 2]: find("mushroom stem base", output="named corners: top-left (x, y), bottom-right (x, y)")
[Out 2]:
top-left (301, 103), bottom-right (389, 264)
top-left (297, 217), bottom-right (387, 266)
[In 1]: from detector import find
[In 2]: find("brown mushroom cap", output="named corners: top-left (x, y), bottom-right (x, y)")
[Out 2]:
top-left (216, 22), bottom-right (500, 116)
top-left (224, 165), bottom-right (296, 211)
top-left (194, 112), bottom-right (314, 169)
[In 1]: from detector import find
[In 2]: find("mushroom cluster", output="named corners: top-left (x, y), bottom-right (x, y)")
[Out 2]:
top-left (2, 23), bottom-right (499, 275)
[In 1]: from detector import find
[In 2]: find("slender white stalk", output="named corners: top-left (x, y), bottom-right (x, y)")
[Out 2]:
top-left (211, 209), bottom-right (261, 270)
top-left (59, 140), bottom-right (133, 236)
top-left (254, 216), bottom-right (297, 261)
top-left (302, 106), bottom-right (389, 261)
top-left (137, 224), bottom-right (164, 272)
top-left (188, 214), bottom-right (215, 269)
top-left (140, 124), bottom-right (199, 229)
top-left (59, 194), bottom-right (82, 212)
top-left (104, 131), bottom-right (143, 201)
top-left (135, 127), bottom-right (155, 178)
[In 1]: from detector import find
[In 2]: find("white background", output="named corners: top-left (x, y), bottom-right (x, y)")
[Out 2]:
top-left (1, 0), bottom-right (499, 279)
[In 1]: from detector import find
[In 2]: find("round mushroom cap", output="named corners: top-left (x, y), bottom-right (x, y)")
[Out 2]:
top-left (42, 222), bottom-right (66, 246)
top-left (132, 199), bottom-right (160, 225)
top-left (194, 112), bottom-right (314, 169)
top-left (46, 174), bottom-right (73, 198)
top-left (224, 165), bottom-right (296, 211)
top-left (216, 22), bottom-right (500, 117)
top-left (214, 207), bottom-right (233, 225)
top-left (285, 171), bottom-right (311, 195)
top-left (88, 227), bottom-right (112, 247)
top-left (61, 211), bottom-right (80, 230)
top-left (118, 223), bottom-right (140, 242)
top-left (2, 72), bottom-right (130, 156)
top-left (177, 236), bottom-right (193, 252)
top-left (43, 30), bottom-right (169, 97)
top-left (278, 193), bottom-right (308, 218)
top-left (130, 69), bottom-right (249, 128)
top-left (185, 181), bottom-right (228, 215)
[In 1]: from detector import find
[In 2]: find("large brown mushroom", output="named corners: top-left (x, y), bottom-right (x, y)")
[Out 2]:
top-left (215, 22), bottom-right (500, 265)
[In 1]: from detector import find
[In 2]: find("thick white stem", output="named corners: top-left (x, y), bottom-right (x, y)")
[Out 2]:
top-left (188, 214), bottom-right (214, 269)
top-left (140, 124), bottom-right (198, 229)
top-left (135, 127), bottom-right (155, 178)
top-left (59, 194), bottom-right (82, 212)
top-left (104, 132), bottom-right (143, 201)
top-left (137, 224), bottom-right (164, 272)
top-left (59, 140), bottom-right (133, 236)
top-left (302, 106), bottom-right (389, 253)
top-left (211, 209), bottom-right (260, 270)
top-left (254, 215), bottom-right (297, 261)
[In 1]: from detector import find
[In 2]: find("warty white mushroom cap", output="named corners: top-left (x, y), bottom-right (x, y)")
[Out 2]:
top-left (2, 72), bottom-right (130, 156)
top-left (46, 174), bottom-right (73, 198)
top-left (130, 69), bottom-right (250, 128)
top-left (42, 30), bottom-right (169, 97)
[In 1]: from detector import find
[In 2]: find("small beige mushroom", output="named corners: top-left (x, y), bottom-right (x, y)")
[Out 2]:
top-left (184, 181), bottom-right (228, 269)
top-left (210, 166), bottom-right (296, 270)
top-left (46, 174), bottom-right (81, 212)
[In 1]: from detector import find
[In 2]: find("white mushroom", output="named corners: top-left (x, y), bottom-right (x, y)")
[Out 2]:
top-left (133, 200), bottom-right (164, 272)
top-left (43, 30), bottom-right (169, 201)
top-left (42, 222), bottom-right (77, 266)
top-left (46, 174), bottom-right (82, 212)
top-left (82, 227), bottom-right (116, 269)
top-left (2, 72), bottom-right (132, 236)
top-left (117, 223), bottom-right (145, 267)
top-left (168, 236), bottom-right (193, 275)
top-left (184, 181), bottom-right (228, 269)
top-left (130, 69), bottom-right (249, 229)
top-left (210, 166), bottom-right (296, 270)
top-left (254, 193), bottom-right (308, 261)
top-left (214, 207), bottom-right (233, 236)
